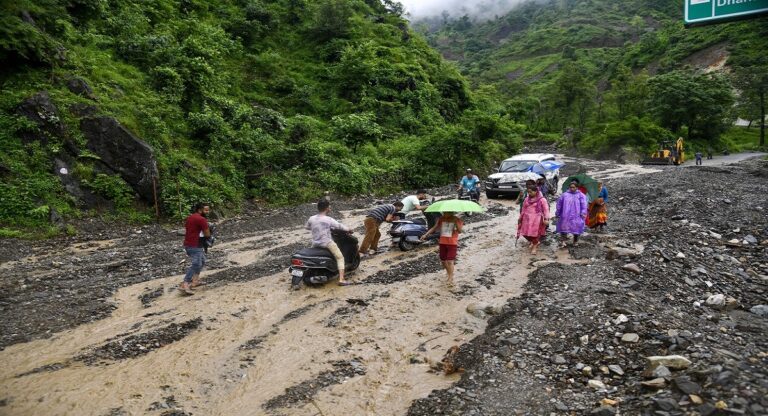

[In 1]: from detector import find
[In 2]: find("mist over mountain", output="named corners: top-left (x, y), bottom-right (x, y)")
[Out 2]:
top-left (400, 0), bottom-right (529, 20)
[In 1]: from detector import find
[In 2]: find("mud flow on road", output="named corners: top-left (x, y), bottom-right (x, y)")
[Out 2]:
top-left (1, 155), bottom-right (765, 415)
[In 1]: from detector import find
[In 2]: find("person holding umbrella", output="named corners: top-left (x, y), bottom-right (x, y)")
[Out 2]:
top-left (421, 211), bottom-right (463, 288)
top-left (555, 180), bottom-right (588, 247)
top-left (517, 187), bottom-right (550, 254)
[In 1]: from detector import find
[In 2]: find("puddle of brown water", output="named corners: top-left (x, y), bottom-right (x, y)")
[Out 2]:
top-left (0, 196), bottom-right (598, 415)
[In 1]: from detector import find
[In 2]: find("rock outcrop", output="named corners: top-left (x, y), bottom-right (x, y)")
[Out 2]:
top-left (80, 116), bottom-right (159, 202)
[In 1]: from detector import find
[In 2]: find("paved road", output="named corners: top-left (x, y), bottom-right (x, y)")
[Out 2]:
top-left (681, 151), bottom-right (766, 167)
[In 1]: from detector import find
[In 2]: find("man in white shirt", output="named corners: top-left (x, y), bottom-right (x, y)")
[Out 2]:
top-left (400, 189), bottom-right (428, 214)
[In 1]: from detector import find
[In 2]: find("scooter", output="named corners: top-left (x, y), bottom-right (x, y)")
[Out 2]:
top-left (458, 186), bottom-right (480, 203)
top-left (288, 230), bottom-right (360, 290)
top-left (389, 203), bottom-right (442, 251)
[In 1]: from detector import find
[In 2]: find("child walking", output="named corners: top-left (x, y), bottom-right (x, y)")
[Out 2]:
top-left (421, 211), bottom-right (463, 287)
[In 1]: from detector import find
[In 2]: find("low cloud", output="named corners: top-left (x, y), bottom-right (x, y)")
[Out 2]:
top-left (399, 0), bottom-right (527, 20)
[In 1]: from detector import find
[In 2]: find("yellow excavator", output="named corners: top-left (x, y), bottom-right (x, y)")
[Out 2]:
top-left (641, 137), bottom-right (685, 165)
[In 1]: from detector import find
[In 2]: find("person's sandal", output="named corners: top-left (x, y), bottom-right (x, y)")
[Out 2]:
top-left (338, 281), bottom-right (354, 286)
top-left (190, 280), bottom-right (208, 288)
top-left (178, 284), bottom-right (194, 296)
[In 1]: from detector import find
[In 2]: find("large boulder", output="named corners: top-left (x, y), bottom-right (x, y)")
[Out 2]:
top-left (80, 116), bottom-right (159, 202)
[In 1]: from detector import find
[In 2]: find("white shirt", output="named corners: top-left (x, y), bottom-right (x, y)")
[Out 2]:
top-left (400, 195), bottom-right (421, 213)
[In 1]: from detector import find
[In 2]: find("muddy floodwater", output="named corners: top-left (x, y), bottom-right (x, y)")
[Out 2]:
top-left (1, 158), bottom-right (733, 416)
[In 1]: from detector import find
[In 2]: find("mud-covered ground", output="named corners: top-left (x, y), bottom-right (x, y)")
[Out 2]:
top-left (408, 158), bottom-right (768, 415)
top-left (1, 155), bottom-right (766, 416)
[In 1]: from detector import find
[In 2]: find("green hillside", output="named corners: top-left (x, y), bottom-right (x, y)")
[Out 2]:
top-left (0, 0), bottom-right (522, 235)
top-left (415, 0), bottom-right (767, 155)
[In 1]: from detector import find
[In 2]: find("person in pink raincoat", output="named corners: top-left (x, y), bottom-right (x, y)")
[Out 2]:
top-left (517, 187), bottom-right (550, 254)
top-left (555, 180), bottom-right (588, 247)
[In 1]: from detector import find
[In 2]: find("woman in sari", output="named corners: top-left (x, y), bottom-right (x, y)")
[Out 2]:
top-left (556, 180), bottom-right (588, 247)
top-left (586, 182), bottom-right (608, 231)
top-left (517, 187), bottom-right (550, 254)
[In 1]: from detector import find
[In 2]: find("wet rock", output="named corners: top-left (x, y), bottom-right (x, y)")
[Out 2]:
top-left (590, 406), bottom-right (616, 416)
top-left (620, 333), bottom-right (639, 343)
top-left (654, 397), bottom-right (679, 411)
top-left (483, 305), bottom-right (503, 315)
top-left (551, 354), bottom-right (567, 365)
top-left (587, 379), bottom-right (606, 390)
top-left (643, 364), bottom-right (672, 379)
top-left (646, 355), bottom-right (691, 370)
top-left (672, 376), bottom-right (701, 394)
top-left (621, 263), bottom-right (641, 274)
top-left (641, 378), bottom-right (667, 389)
top-left (608, 365), bottom-right (624, 376)
top-left (744, 234), bottom-right (758, 245)
top-left (16, 91), bottom-right (67, 146)
top-left (466, 303), bottom-right (488, 319)
top-left (80, 116), bottom-right (159, 202)
top-left (66, 77), bottom-right (98, 100)
top-left (749, 305), bottom-right (768, 317)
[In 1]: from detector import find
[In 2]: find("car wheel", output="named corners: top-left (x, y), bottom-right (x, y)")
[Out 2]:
top-left (486, 191), bottom-right (497, 199)
top-left (399, 240), bottom-right (418, 251)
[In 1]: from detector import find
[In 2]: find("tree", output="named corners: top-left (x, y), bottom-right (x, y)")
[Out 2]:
top-left (553, 61), bottom-right (594, 133)
top-left (648, 71), bottom-right (733, 142)
top-left (607, 65), bottom-right (649, 120)
top-left (331, 113), bottom-right (383, 151)
top-left (730, 46), bottom-right (768, 147)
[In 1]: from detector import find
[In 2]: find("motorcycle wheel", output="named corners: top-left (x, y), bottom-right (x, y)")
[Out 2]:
top-left (399, 239), bottom-right (418, 251)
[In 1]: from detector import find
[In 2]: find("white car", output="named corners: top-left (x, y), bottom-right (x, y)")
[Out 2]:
top-left (484, 153), bottom-right (560, 198)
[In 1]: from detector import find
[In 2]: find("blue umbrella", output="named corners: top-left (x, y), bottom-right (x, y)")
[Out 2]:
top-left (529, 160), bottom-right (565, 175)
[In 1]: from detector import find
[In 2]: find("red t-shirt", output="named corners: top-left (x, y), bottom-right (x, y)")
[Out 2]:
top-left (184, 213), bottom-right (209, 248)
top-left (437, 216), bottom-right (463, 246)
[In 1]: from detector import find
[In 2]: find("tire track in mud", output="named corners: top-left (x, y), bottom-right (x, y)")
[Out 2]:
top-left (14, 318), bottom-right (203, 378)
top-left (262, 359), bottom-right (366, 412)
top-left (239, 299), bottom-right (335, 351)
top-left (74, 318), bottom-right (203, 365)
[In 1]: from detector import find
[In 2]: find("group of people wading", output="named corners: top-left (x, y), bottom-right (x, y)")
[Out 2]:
top-left (516, 178), bottom-right (608, 254)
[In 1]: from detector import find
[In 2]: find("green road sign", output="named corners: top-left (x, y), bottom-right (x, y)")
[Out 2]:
top-left (685, 0), bottom-right (768, 25)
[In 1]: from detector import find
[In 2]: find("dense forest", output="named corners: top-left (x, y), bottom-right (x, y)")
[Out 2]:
top-left (1, 0), bottom-right (766, 236)
top-left (1, 0), bottom-right (524, 235)
top-left (414, 0), bottom-right (767, 155)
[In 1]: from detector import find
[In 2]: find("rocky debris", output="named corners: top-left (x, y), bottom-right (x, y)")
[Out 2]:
top-left (408, 162), bottom-right (768, 415)
top-left (75, 318), bottom-right (202, 364)
top-left (138, 286), bottom-right (164, 308)
top-left (147, 396), bottom-right (179, 412)
top-left (361, 253), bottom-right (443, 285)
top-left (80, 116), bottom-right (159, 202)
top-left (0, 223), bottom-right (211, 349)
top-left (262, 360), bottom-right (365, 410)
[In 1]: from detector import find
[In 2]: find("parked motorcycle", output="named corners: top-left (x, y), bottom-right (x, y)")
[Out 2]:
top-left (288, 230), bottom-right (360, 290)
top-left (389, 201), bottom-right (442, 251)
top-left (458, 186), bottom-right (480, 203)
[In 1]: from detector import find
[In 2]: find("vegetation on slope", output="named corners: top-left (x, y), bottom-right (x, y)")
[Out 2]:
top-left (0, 0), bottom-right (522, 233)
top-left (415, 0), bottom-right (768, 156)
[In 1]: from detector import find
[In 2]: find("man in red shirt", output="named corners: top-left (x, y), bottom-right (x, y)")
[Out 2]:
top-left (180, 203), bottom-right (211, 295)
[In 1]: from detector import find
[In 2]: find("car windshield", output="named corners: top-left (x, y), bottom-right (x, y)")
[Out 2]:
top-left (499, 160), bottom-right (535, 172)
